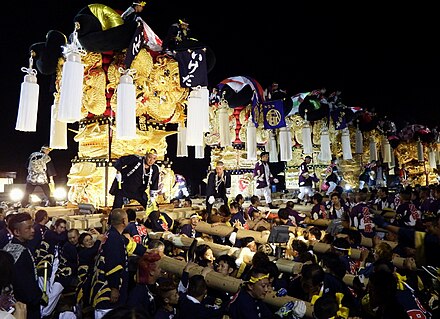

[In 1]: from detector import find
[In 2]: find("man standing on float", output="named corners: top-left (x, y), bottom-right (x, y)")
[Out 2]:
top-left (110, 149), bottom-right (160, 210)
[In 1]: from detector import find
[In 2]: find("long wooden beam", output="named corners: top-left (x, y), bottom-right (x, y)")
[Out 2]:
top-left (158, 255), bottom-right (314, 318)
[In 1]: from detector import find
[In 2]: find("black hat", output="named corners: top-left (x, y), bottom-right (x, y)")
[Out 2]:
top-left (260, 151), bottom-right (269, 157)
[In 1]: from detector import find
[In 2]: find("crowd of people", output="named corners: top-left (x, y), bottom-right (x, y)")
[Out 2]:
top-left (1, 147), bottom-right (440, 318)
top-left (0, 177), bottom-right (439, 318)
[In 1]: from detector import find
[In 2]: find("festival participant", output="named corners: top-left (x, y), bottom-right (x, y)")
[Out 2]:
top-left (124, 208), bottom-right (148, 244)
top-left (121, 1), bottom-right (146, 21)
top-left (110, 149), bottom-right (160, 210)
top-left (90, 209), bottom-right (129, 319)
top-left (374, 187), bottom-right (395, 210)
top-left (228, 266), bottom-right (306, 318)
top-left (297, 155), bottom-right (318, 204)
top-left (127, 252), bottom-right (162, 317)
top-left (180, 212), bottom-right (202, 238)
top-left (205, 161), bottom-right (231, 222)
top-left (4, 213), bottom-right (42, 319)
top-left (253, 151), bottom-right (279, 209)
top-left (21, 145), bottom-right (57, 208)
top-left (27, 209), bottom-right (49, 255)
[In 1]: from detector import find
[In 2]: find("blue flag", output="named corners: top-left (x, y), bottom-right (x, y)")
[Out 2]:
top-left (263, 99), bottom-right (286, 129)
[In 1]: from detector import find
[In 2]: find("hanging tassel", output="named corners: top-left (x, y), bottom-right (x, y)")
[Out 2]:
top-left (302, 111), bottom-right (313, 154)
top-left (436, 145), bottom-right (440, 165)
top-left (383, 137), bottom-right (392, 163)
top-left (199, 86), bottom-right (210, 133)
top-left (341, 128), bottom-right (352, 160)
top-left (176, 123), bottom-right (188, 157)
top-left (369, 136), bottom-right (377, 162)
top-left (116, 68), bottom-right (137, 140)
top-left (218, 106), bottom-right (230, 147)
top-left (319, 127), bottom-right (332, 162)
top-left (389, 150), bottom-right (396, 172)
top-left (417, 139), bottom-right (424, 162)
top-left (429, 148), bottom-right (437, 169)
top-left (57, 26), bottom-right (85, 123)
top-left (186, 89), bottom-right (205, 146)
top-left (16, 51), bottom-right (39, 132)
top-left (279, 126), bottom-right (292, 161)
top-left (246, 117), bottom-right (257, 160)
top-left (355, 127), bottom-right (363, 154)
top-left (194, 145), bottom-right (204, 159)
top-left (49, 101), bottom-right (67, 149)
top-left (268, 130), bottom-right (278, 162)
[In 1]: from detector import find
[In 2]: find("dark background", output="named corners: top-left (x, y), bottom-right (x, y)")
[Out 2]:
top-left (1, 1), bottom-right (439, 195)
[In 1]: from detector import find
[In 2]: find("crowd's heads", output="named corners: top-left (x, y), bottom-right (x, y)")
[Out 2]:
top-left (145, 149), bottom-right (158, 166)
top-left (111, 208), bottom-right (128, 226)
top-left (215, 161), bottom-right (225, 175)
top-left (34, 209), bottom-right (49, 224)
top-left (8, 212), bottom-right (34, 241)
top-left (260, 151), bottom-right (269, 160)
top-left (156, 278), bottom-right (179, 308)
top-left (78, 232), bottom-right (94, 248)
top-left (245, 267), bottom-right (271, 300)
top-left (215, 254), bottom-right (236, 276)
top-left (137, 251), bottom-right (162, 285)
top-left (194, 244), bottom-right (214, 267)
top-left (188, 274), bottom-right (207, 300)
top-left (40, 145), bottom-right (52, 153)
top-left (126, 208), bottom-right (137, 222)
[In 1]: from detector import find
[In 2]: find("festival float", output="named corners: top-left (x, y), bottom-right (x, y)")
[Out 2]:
top-left (15, 3), bottom-right (214, 208)
top-left (15, 3), bottom-right (440, 210)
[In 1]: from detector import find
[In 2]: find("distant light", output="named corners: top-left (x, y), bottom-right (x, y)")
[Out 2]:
top-left (54, 187), bottom-right (67, 201)
top-left (30, 194), bottom-right (41, 203)
top-left (10, 188), bottom-right (24, 202)
top-left (344, 184), bottom-right (352, 191)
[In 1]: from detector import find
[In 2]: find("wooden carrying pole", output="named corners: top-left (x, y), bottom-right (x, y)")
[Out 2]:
top-left (158, 255), bottom-right (314, 318)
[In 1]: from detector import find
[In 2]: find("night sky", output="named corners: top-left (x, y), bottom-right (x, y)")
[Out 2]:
top-left (1, 1), bottom-right (439, 192)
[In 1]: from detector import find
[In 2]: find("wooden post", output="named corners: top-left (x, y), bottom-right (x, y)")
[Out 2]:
top-left (158, 255), bottom-right (314, 318)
